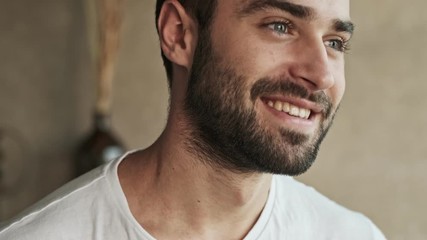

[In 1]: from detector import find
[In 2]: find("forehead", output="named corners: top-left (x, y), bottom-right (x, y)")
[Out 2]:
top-left (218, 0), bottom-right (351, 20)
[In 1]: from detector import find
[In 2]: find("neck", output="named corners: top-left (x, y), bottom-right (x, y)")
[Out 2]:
top-left (118, 113), bottom-right (272, 239)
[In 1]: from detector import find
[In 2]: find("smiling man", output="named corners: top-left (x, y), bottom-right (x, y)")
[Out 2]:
top-left (0, 0), bottom-right (386, 239)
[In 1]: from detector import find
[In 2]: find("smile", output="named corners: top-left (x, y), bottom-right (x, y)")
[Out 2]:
top-left (266, 100), bottom-right (311, 120)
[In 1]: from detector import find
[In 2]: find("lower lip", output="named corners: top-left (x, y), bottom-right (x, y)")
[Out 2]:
top-left (261, 101), bottom-right (318, 132)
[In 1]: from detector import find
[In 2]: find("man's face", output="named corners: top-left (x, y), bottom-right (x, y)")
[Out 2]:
top-left (184, 0), bottom-right (352, 175)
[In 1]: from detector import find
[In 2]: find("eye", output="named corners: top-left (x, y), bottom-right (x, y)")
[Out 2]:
top-left (266, 21), bottom-right (291, 35)
top-left (325, 39), bottom-right (350, 53)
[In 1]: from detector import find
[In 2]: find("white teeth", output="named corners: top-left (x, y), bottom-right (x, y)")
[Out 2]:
top-left (289, 106), bottom-right (299, 116)
top-left (299, 109), bottom-right (310, 119)
top-left (283, 102), bottom-right (290, 112)
top-left (274, 101), bottom-right (283, 111)
top-left (299, 109), bottom-right (306, 118)
top-left (267, 100), bottom-right (311, 119)
top-left (304, 109), bottom-right (310, 119)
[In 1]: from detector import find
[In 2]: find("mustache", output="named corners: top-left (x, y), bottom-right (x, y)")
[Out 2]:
top-left (250, 78), bottom-right (333, 118)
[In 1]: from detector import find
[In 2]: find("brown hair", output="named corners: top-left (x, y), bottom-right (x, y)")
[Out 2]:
top-left (155, 0), bottom-right (217, 87)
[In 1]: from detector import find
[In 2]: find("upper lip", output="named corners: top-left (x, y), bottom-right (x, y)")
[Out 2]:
top-left (261, 95), bottom-right (324, 114)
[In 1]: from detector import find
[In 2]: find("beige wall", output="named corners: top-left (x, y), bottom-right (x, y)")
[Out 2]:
top-left (0, 0), bottom-right (426, 239)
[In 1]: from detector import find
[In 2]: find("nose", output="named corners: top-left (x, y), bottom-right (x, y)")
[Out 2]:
top-left (289, 38), bottom-right (335, 92)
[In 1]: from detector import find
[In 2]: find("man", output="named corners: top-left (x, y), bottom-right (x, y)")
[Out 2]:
top-left (1, 0), bottom-right (386, 239)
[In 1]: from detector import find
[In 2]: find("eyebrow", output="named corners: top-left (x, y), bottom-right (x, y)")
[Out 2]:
top-left (238, 0), bottom-right (355, 36)
top-left (238, 0), bottom-right (314, 19)
top-left (334, 19), bottom-right (355, 36)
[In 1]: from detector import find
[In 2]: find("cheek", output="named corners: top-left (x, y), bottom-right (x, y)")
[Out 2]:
top-left (224, 44), bottom-right (264, 73)
top-left (331, 76), bottom-right (346, 106)
top-left (213, 30), bottom-right (268, 77)
top-left (328, 59), bottom-right (346, 105)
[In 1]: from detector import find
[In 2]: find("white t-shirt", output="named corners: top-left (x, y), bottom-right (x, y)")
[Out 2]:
top-left (0, 152), bottom-right (386, 240)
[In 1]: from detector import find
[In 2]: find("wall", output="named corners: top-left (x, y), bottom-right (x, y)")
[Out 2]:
top-left (298, 1), bottom-right (427, 238)
top-left (0, 0), bottom-right (425, 239)
top-left (0, 0), bottom-right (92, 218)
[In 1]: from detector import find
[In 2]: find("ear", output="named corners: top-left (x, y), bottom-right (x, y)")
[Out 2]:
top-left (157, 0), bottom-right (197, 71)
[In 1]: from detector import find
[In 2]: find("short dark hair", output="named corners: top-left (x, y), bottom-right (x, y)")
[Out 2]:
top-left (155, 0), bottom-right (218, 88)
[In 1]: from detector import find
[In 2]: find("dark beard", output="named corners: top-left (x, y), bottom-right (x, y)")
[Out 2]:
top-left (183, 29), bottom-right (337, 176)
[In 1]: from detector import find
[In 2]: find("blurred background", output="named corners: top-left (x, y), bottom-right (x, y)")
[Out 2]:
top-left (0, 0), bottom-right (426, 239)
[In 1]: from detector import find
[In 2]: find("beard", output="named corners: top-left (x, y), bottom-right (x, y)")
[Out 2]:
top-left (183, 29), bottom-right (338, 176)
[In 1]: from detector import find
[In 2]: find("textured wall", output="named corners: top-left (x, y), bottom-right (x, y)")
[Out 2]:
top-left (0, 0), bottom-right (426, 239)
top-left (0, 0), bottom-right (93, 219)
top-left (298, 1), bottom-right (427, 238)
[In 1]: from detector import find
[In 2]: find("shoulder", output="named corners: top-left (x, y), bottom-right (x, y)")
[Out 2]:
top-left (270, 175), bottom-right (386, 240)
top-left (0, 164), bottom-right (112, 240)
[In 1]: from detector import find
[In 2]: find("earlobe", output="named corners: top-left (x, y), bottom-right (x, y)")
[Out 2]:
top-left (158, 0), bottom-right (196, 70)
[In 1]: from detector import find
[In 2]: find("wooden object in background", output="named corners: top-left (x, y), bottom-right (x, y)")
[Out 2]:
top-left (75, 0), bottom-right (126, 177)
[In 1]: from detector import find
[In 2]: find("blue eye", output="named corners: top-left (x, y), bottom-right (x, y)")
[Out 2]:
top-left (325, 39), bottom-right (349, 52)
top-left (267, 22), bottom-right (290, 35)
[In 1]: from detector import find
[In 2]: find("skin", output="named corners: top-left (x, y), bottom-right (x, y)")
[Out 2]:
top-left (118, 0), bottom-right (352, 239)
